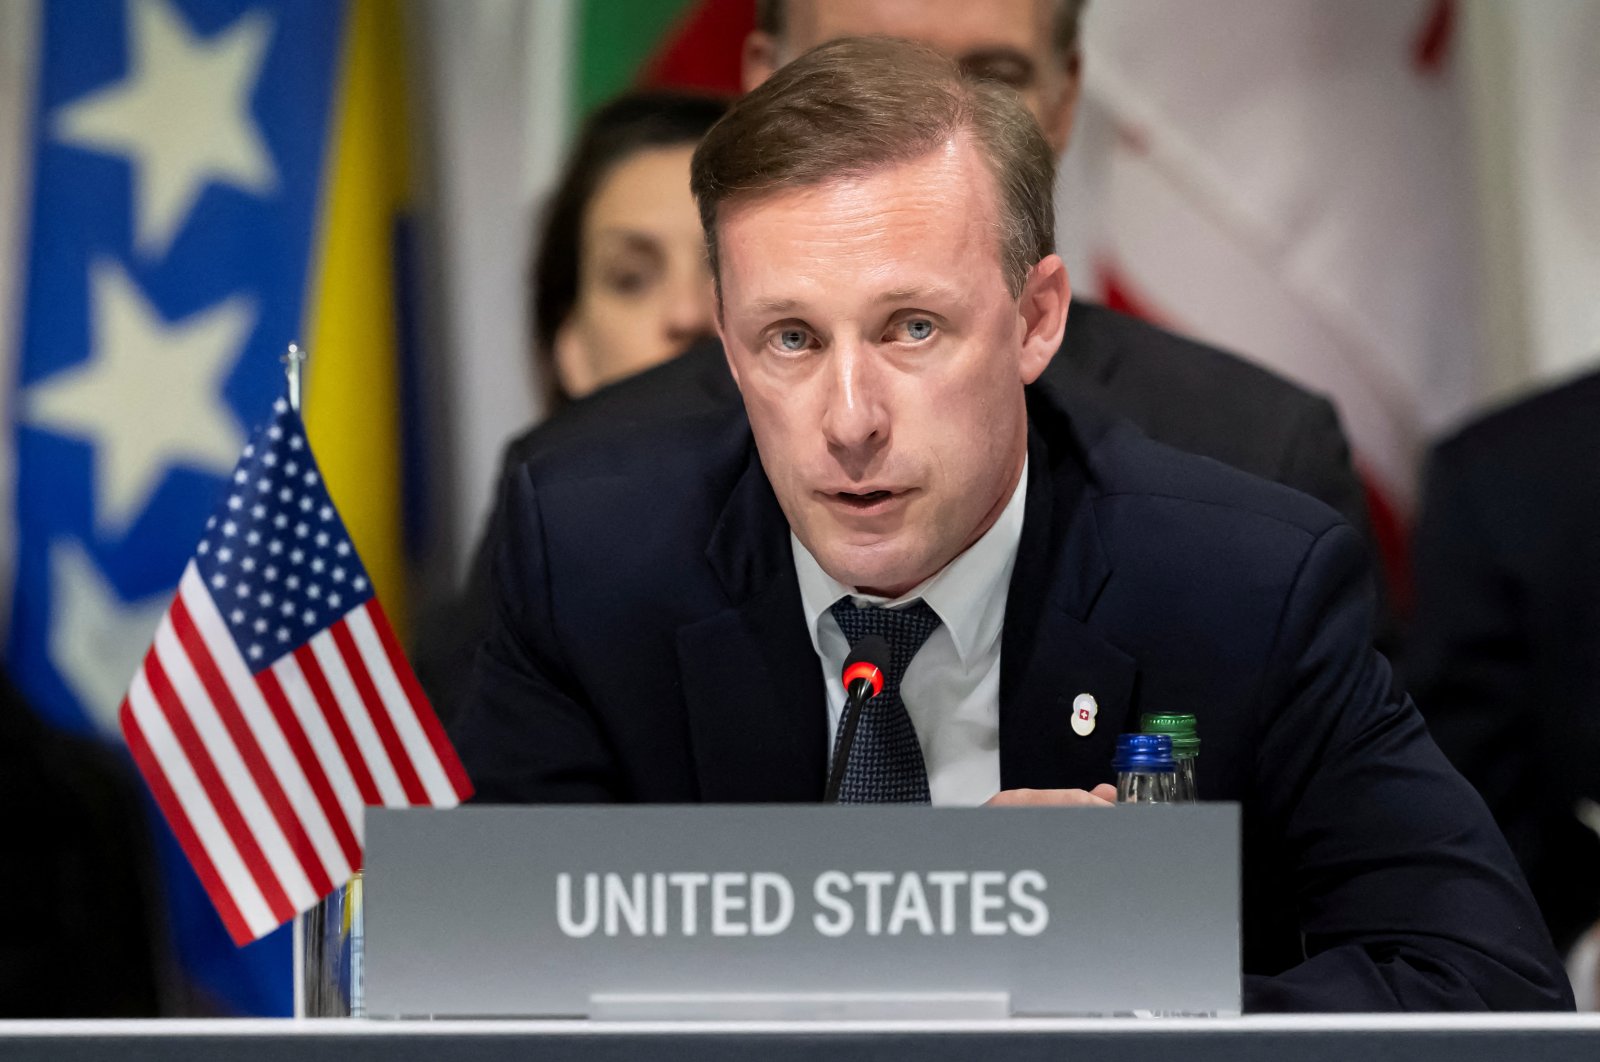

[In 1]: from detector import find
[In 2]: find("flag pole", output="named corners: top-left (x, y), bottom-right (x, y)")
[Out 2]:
top-left (281, 340), bottom-right (365, 1018)
top-left (283, 342), bottom-right (306, 415)
top-left (285, 342), bottom-right (308, 1019)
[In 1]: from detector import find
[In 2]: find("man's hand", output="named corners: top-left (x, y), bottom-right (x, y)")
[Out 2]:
top-left (985, 785), bottom-right (1117, 807)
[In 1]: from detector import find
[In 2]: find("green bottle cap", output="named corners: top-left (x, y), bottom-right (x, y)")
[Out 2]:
top-left (1140, 711), bottom-right (1200, 756)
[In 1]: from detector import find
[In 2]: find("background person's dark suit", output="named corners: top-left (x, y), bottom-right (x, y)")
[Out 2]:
top-left (0, 672), bottom-right (167, 1016)
top-left (419, 301), bottom-right (1380, 723)
top-left (1410, 368), bottom-right (1600, 957)
top-left (450, 374), bottom-right (1568, 1012)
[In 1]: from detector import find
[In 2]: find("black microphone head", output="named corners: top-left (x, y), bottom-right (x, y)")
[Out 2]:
top-left (844, 633), bottom-right (891, 672)
top-left (841, 634), bottom-right (890, 700)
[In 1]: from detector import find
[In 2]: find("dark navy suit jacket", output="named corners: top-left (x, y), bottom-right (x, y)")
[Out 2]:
top-left (417, 301), bottom-right (1385, 725)
top-left (1411, 368), bottom-right (1600, 955)
top-left (451, 375), bottom-right (1570, 1013)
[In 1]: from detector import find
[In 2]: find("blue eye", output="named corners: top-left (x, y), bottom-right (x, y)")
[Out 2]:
top-left (776, 328), bottom-right (809, 352)
top-left (891, 317), bottom-right (935, 343)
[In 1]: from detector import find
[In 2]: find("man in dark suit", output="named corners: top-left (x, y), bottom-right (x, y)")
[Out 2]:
top-left (452, 37), bottom-right (1567, 1012)
top-left (1410, 368), bottom-right (1600, 959)
top-left (413, 0), bottom-right (1378, 719)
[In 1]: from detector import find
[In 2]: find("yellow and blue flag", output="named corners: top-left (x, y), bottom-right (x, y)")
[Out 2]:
top-left (3, 0), bottom-right (417, 1014)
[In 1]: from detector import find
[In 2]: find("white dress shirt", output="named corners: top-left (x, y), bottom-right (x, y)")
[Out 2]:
top-left (791, 457), bottom-right (1027, 806)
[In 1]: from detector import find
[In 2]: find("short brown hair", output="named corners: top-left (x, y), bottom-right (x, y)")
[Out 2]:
top-left (691, 36), bottom-right (1056, 298)
top-left (754, 0), bottom-right (1090, 63)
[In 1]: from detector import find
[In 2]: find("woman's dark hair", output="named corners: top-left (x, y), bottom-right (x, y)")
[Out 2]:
top-left (531, 90), bottom-right (730, 412)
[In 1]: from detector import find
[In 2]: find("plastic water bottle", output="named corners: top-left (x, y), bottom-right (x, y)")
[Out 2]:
top-left (1140, 712), bottom-right (1199, 803)
top-left (1113, 733), bottom-right (1177, 804)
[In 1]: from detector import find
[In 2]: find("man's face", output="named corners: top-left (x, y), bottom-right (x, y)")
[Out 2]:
top-left (744, 0), bottom-right (1080, 154)
top-left (715, 137), bottom-right (1067, 597)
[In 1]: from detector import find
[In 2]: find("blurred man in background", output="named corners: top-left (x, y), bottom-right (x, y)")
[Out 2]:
top-left (1409, 368), bottom-right (1600, 970)
top-left (1, 671), bottom-right (166, 1016)
top-left (744, 0), bottom-right (1082, 155)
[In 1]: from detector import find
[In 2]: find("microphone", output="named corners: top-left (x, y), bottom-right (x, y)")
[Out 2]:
top-left (824, 634), bottom-right (890, 803)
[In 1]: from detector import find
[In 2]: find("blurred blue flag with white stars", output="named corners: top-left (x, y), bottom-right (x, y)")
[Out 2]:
top-left (0, 0), bottom-right (423, 1015)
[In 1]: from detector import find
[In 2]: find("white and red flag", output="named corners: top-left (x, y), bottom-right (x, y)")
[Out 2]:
top-left (1061, 0), bottom-right (1482, 594)
top-left (118, 396), bottom-right (472, 946)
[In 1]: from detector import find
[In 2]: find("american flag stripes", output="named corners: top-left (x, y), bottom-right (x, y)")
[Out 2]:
top-left (118, 397), bottom-right (471, 945)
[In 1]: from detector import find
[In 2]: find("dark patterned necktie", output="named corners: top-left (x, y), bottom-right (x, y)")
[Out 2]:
top-left (828, 598), bottom-right (943, 803)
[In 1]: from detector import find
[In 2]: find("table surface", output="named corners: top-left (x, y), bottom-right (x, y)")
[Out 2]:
top-left (3, 1014), bottom-right (1600, 1062)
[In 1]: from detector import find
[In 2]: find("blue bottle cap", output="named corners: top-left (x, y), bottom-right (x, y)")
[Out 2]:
top-left (1113, 733), bottom-right (1175, 773)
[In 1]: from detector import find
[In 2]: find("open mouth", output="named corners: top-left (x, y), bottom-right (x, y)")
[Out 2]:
top-left (837, 489), bottom-right (895, 507)
top-left (828, 488), bottom-right (909, 514)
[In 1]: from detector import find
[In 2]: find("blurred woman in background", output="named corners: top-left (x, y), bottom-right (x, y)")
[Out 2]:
top-left (530, 90), bottom-right (727, 410)
top-left (413, 92), bottom-right (726, 720)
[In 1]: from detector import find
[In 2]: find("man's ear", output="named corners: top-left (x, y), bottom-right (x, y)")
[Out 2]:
top-left (741, 31), bottom-right (780, 93)
top-left (1043, 49), bottom-right (1083, 156)
top-left (552, 321), bottom-right (596, 400)
top-left (1018, 255), bottom-right (1070, 385)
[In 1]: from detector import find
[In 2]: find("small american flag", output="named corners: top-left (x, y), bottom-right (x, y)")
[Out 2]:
top-left (118, 397), bottom-right (472, 945)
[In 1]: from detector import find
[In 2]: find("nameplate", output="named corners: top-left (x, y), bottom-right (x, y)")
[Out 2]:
top-left (363, 805), bottom-right (1240, 1018)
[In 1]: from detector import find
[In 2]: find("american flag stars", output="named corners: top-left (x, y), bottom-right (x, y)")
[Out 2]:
top-left (190, 407), bottom-right (374, 672)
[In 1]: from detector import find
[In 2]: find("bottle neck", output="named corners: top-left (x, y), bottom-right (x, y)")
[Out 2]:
top-left (1174, 757), bottom-right (1198, 803)
top-left (1116, 769), bottom-right (1178, 804)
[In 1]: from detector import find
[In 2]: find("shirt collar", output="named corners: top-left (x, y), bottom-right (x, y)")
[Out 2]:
top-left (792, 454), bottom-right (1028, 669)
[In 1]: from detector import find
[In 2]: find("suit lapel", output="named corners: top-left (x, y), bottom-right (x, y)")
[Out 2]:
top-left (677, 450), bottom-right (828, 802)
top-left (673, 389), bottom-right (1138, 800)
top-left (999, 401), bottom-right (1140, 791)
